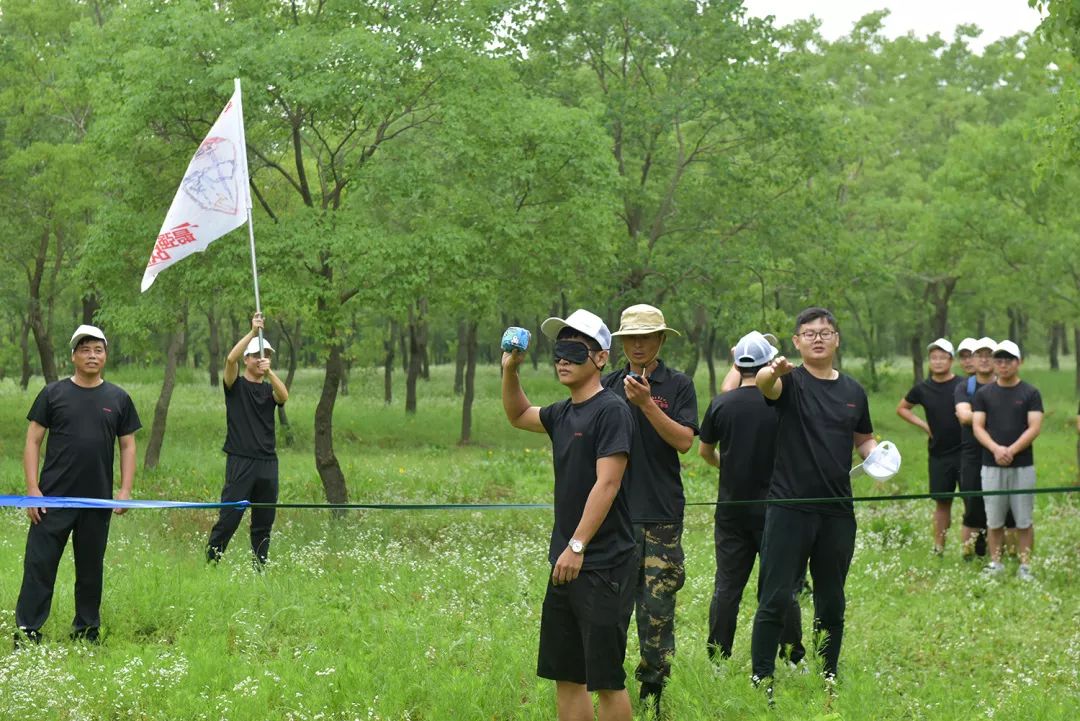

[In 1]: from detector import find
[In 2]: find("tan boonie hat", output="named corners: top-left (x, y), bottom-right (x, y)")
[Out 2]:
top-left (610, 304), bottom-right (681, 337)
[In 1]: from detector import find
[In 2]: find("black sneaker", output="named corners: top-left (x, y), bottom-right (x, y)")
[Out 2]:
top-left (13, 629), bottom-right (42, 649)
top-left (751, 675), bottom-right (775, 708)
top-left (639, 681), bottom-right (663, 718)
top-left (974, 532), bottom-right (987, 557)
top-left (69, 627), bottom-right (100, 644)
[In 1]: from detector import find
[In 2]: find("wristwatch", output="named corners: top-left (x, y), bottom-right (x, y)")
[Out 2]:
top-left (569, 538), bottom-right (585, 554)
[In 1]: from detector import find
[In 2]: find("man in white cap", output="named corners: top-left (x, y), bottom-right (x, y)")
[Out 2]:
top-left (206, 312), bottom-right (289, 566)
top-left (954, 337), bottom-right (1002, 558)
top-left (955, 337), bottom-right (977, 378)
top-left (602, 304), bottom-right (698, 717)
top-left (972, 340), bottom-right (1042, 580)
top-left (699, 331), bottom-right (804, 667)
top-left (501, 308), bottom-right (636, 721)
top-left (15, 324), bottom-right (142, 647)
top-left (896, 338), bottom-right (964, 556)
top-left (750, 307), bottom-right (877, 700)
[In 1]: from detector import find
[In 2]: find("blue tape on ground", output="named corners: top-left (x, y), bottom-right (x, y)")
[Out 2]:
top-left (0, 495), bottom-right (249, 510)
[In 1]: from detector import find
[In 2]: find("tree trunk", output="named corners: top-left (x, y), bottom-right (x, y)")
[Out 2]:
top-left (910, 333), bottom-right (924, 384)
top-left (384, 319), bottom-right (396, 405)
top-left (81, 294), bottom-right (100, 325)
top-left (406, 299), bottom-right (428, 414)
top-left (399, 324), bottom-right (408, 373)
top-left (1075, 326), bottom-right (1080, 396)
top-left (454, 320), bottom-right (467, 395)
top-left (1059, 322), bottom-right (1070, 356)
top-left (314, 342), bottom-right (349, 506)
top-left (143, 328), bottom-right (185, 470)
top-left (207, 307), bottom-right (221, 387)
top-left (1049, 323), bottom-right (1061, 371)
top-left (459, 320), bottom-right (478, 445)
top-left (19, 315), bottom-right (33, 390)
top-left (928, 278), bottom-right (956, 339)
top-left (27, 228), bottom-right (58, 384)
top-left (177, 306), bottom-right (190, 367)
top-left (704, 326), bottom-right (717, 398)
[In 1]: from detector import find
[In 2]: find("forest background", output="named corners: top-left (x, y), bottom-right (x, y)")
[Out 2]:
top-left (3, 0), bottom-right (1080, 499)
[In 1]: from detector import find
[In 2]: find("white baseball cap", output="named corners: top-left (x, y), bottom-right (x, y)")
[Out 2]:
top-left (973, 337), bottom-right (996, 352)
top-left (733, 331), bottom-right (779, 368)
top-left (956, 337), bottom-right (977, 354)
top-left (850, 441), bottom-right (902, 482)
top-left (70, 324), bottom-right (107, 350)
top-left (541, 309), bottom-right (612, 351)
top-left (993, 339), bottom-right (1021, 360)
top-left (244, 337), bottom-right (275, 356)
top-left (926, 338), bottom-right (954, 356)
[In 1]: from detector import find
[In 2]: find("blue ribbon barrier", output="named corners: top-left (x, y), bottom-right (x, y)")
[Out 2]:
top-left (0, 495), bottom-right (248, 510)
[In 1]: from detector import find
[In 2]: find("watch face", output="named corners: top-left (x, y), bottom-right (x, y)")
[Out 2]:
top-left (570, 540), bottom-right (584, 553)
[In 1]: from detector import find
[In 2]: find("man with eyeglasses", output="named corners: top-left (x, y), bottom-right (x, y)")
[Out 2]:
top-left (971, 340), bottom-right (1042, 581)
top-left (501, 309), bottom-right (636, 721)
top-left (601, 304), bottom-right (698, 718)
top-left (749, 307), bottom-right (876, 700)
top-left (896, 338), bottom-right (964, 556)
top-left (15, 325), bottom-right (142, 648)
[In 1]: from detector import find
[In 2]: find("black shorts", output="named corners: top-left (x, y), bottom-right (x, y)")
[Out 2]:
top-left (537, 552), bottom-right (636, 691)
top-left (928, 451), bottom-right (961, 497)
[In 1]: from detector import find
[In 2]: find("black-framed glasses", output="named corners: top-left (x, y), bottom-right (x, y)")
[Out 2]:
top-left (798, 329), bottom-right (837, 341)
top-left (554, 340), bottom-right (593, 365)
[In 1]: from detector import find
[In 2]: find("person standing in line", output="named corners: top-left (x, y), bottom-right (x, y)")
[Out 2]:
top-left (896, 338), bottom-right (964, 555)
top-left (602, 304), bottom-right (698, 718)
top-left (502, 309), bottom-right (636, 721)
top-left (972, 340), bottom-right (1042, 581)
top-left (954, 337), bottom-right (1004, 559)
top-left (749, 308), bottom-right (877, 700)
top-left (699, 331), bottom-right (804, 666)
top-left (206, 312), bottom-right (289, 566)
top-left (15, 325), bottom-right (142, 647)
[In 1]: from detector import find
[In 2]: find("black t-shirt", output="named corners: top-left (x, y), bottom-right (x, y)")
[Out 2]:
top-left (766, 366), bottom-right (873, 517)
top-left (904, 376), bottom-right (963, 456)
top-left (971, 381), bottom-right (1043, 467)
top-left (699, 386), bottom-right (777, 529)
top-left (27, 379), bottom-right (142, 499)
top-left (539, 389), bottom-right (635, 569)
top-left (954, 376), bottom-right (988, 459)
top-left (223, 377), bottom-right (282, 459)
top-left (601, 360), bottom-right (699, 523)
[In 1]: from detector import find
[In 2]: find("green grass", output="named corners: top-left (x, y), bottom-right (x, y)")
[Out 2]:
top-left (0, 360), bottom-right (1078, 720)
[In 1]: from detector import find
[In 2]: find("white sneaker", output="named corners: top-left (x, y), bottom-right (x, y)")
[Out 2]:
top-left (1017, 564), bottom-right (1034, 582)
top-left (983, 561), bottom-right (1005, 577)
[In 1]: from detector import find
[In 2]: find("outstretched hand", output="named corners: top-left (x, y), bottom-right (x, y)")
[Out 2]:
top-left (770, 355), bottom-right (796, 377)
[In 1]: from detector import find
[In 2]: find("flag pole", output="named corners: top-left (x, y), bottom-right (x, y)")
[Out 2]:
top-left (235, 78), bottom-right (265, 358)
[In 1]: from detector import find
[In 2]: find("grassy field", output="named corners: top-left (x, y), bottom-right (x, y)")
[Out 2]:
top-left (0, 358), bottom-right (1078, 720)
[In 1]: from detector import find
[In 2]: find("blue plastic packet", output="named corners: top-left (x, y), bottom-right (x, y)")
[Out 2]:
top-left (501, 327), bottom-right (531, 353)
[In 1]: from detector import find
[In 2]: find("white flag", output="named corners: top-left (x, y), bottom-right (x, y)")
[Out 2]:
top-left (141, 81), bottom-right (251, 292)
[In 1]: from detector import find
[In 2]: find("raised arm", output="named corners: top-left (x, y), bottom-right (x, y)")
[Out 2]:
top-left (224, 313), bottom-right (264, 388)
top-left (757, 356), bottom-right (794, 401)
top-left (501, 350), bottom-right (543, 433)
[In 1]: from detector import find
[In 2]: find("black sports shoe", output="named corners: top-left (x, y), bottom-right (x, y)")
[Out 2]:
top-left (974, 532), bottom-right (987, 557)
top-left (751, 675), bottom-right (775, 708)
top-left (13, 629), bottom-right (42, 649)
top-left (640, 681), bottom-right (663, 718)
top-left (69, 627), bottom-right (100, 644)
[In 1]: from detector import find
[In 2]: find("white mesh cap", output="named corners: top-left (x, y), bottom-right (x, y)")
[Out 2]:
top-left (732, 331), bottom-right (779, 368)
top-left (540, 309), bottom-right (612, 350)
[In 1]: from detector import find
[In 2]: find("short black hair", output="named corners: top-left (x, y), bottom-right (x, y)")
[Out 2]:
top-left (738, 363), bottom-right (767, 378)
top-left (794, 307), bottom-right (838, 334)
top-left (557, 326), bottom-right (602, 352)
top-left (73, 336), bottom-right (106, 351)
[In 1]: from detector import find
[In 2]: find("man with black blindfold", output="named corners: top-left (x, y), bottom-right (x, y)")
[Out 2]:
top-left (502, 308), bottom-right (636, 721)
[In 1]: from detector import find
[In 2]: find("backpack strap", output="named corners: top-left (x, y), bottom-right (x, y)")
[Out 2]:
top-left (967, 375), bottom-right (978, 397)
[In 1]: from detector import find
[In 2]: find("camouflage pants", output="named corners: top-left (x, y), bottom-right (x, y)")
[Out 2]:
top-left (633, 522), bottom-right (686, 685)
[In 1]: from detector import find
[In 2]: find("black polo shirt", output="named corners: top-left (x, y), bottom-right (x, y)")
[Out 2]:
top-left (602, 360), bottom-right (699, 524)
top-left (904, 376), bottom-right (964, 456)
top-left (539, 388), bottom-right (636, 569)
top-left (971, 381), bottom-right (1043, 467)
top-left (223, 377), bottom-right (283, 459)
top-left (27, 379), bottom-right (142, 499)
top-left (766, 366), bottom-right (873, 517)
top-left (699, 386), bottom-right (777, 529)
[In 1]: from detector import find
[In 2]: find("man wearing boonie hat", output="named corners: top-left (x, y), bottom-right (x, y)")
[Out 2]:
top-left (971, 340), bottom-right (1042, 581)
top-left (954, 337), bottom-right (1000, 558)
top-left (601, 304), bottom-right (699, 717)
top-left (206, 312), bottom-right (289, 566)
top-left (15, 324), bottom-right (142, 647)
top-left (501, 308), bottom-right (636, 721)
top-left (896, 338), bottom-right (964, 556)
top-left (699, 331), bottom-right (804, 668)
